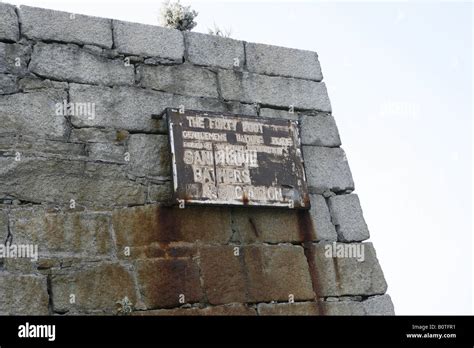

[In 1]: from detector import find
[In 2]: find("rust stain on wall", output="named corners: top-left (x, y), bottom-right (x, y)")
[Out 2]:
top-left (248, 217), bottom-right (260, 237)
top-left (297, 210), bottom-right (326, 315)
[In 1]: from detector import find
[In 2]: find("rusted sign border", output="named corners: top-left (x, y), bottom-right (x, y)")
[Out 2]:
top-left (162, 108), bottom-right (311, 209)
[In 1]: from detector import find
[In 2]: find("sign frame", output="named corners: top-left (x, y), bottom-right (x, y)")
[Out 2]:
top-left (163, 108), bottom-right (310, 209)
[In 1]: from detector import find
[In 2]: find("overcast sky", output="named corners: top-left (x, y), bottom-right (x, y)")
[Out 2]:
top-left (6, 0), bottom-right (472, 315)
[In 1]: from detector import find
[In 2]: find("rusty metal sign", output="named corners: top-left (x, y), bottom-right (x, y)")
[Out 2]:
top-left (164, 108), bottom-right (310, 209)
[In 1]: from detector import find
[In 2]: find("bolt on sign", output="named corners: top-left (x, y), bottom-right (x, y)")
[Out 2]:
top-left (164, 108), bottom-right (310, 209)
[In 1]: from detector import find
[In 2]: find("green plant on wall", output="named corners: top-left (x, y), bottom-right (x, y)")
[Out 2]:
top-left (159, 0), bottom-right (198, 31)
top-left (116, 297), bottom-right (133, 315)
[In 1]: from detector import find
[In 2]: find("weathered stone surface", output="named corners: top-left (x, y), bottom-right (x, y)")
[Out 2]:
top-left (259, 108), bottom-right (299, 121)
top-left (245, 245), bottom-right (315, 302)
top-left (0, 42), bottom-right (31, 76)
top-left (18, 77), bottom-right (68, 91)
top-left (0, 273), bottom-right (49, 315)
top-left (133, 303), bottom-right (256, 316)
top-left (29, 43), bottom-right (134, 86)
top-left (0, 74), bottom-right (18, 94)
top-left (1, 257), bottom-right (38, 273)
top-left (70, 128), bottom-right (127, 144)
top-left (19, 6), bottom-right (112, 48)
top-left (0, 3), bottom-right (19, 42)
top-left (10, 208), bottom-right (112, 257)
top-left (257, 302), bottom-right (320, 315)
top-left (200, 245), bottom-right (314, 304)
top-left (302, 146), bottom-right (354, 194)
top-left (147, 182), bottom-right (173, 204)
top-left (69, 84), bottom-right (255, 133)
top-left (69, 84), bottom-right (171, 132)
top-left (138, 64), bottom-right (218, 98)
top-left (231, 208), bottom-right (310, 243)
top-left (134, 258), bottom-right (203, 309)
top-left (322, 299), bottom-right (364, 315)
top-left (201, 303), bottom-right (257, 315)
top-left (308, 194), bottom-right (337, 241)
top-left (322, 294), bottom-right (394, 315)
top-left (0, 89), bottom-right (68, 139)
top-left (127, 134), bottom-right (171, 178)
top-left (185, 32), bottom-right (245, 69)
top-left (152, 97), bottom-right (258, 133)
top-left (362, 294), bottom-right (395, 315)
top-left (113, 20), bottom-right (184, 60)
top-left (311, 242), bottom-right (387, 297)
top-left (218, 70), bottom-right (331, 111)
top-left (199, 245), bottom-right (247, 305)
top-left (328, 194), bottom-right (370, 242)
top-left (86, 142), bottom-right (126, 164)
top-left (227, 102), bottom-right (258, 117)
top-left (51, 262), bottom-right (137, 313)
top-left (300, 114), bottom-right (341, 147)
top-left (0, 209), bottom-right (8, 239)
top-left (172, 94), bottom-right (256, 117)
top-left (246, 42), bottom-right (323, 81)
top-left (0, 157), bottom-right (147, 206)
top-left (83, 44), bottom-right (104, 55)
top-left (112, 205), bottom-right (232, 257)
top-left (0, 136), bottom-right (86, 158)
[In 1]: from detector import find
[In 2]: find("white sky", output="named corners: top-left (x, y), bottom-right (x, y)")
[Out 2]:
top-left (5, 0), bottom-right (472, 315)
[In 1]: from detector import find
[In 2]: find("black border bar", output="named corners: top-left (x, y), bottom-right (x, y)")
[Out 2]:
top-left (0, 315), bottom-right (472, 346)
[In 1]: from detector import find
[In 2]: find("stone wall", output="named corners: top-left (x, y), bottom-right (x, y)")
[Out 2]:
top-left (0, 3), bottom-right (394, 315)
